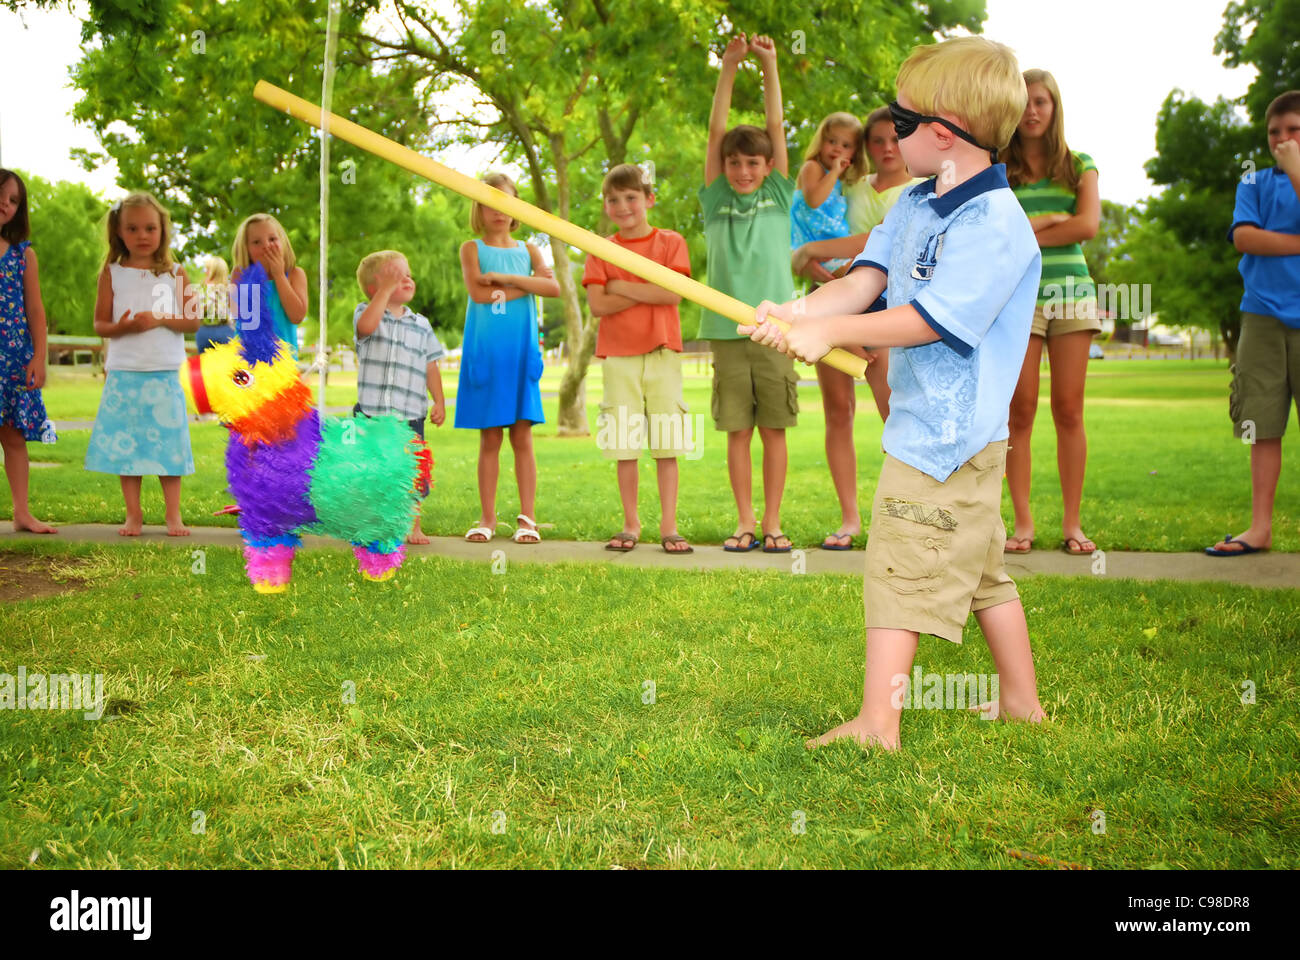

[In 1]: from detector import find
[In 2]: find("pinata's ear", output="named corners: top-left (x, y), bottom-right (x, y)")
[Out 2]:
top-left (235, 261), bottom-right (282, 366)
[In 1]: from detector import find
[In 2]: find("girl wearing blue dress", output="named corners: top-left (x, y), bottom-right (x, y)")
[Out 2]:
top-left (456, 173), bottom-right (560, 544)
top-left (0, 169), bottom-right (57, 534)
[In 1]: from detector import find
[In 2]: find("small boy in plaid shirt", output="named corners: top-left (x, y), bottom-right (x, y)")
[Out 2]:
top-left (354, 249), bottom-right (447, 544)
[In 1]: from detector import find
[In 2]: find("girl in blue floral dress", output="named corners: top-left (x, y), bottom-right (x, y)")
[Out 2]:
top-left (0, 169), bottom-right (57, 534)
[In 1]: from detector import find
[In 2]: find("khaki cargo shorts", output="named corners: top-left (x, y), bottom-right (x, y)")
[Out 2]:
top-left (1031, 301), bottom-right (1102, 338)
top-left (864, 441), bottom-right (1019, 644)
top-left (1230, 312), bottom-right (1300, 441)
top-left (710, 338), bottom-right (799, 432)
top-left (597, 347), bottom-right (690, 460)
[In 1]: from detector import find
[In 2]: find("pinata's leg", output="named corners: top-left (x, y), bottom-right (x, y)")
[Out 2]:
top-left (354, 542), bottom-right (405, 582)
top-left (243, 538), bottom-right (298, 593)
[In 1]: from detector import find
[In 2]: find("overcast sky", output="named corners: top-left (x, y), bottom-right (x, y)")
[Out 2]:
top-left (0, 0), bottom-right (1257, 206)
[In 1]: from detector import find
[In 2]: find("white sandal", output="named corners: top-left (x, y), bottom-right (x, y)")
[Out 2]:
top-left (464, 525), bottom-right (494, 543)
top-left (512, 514), bottom-right (541, 544)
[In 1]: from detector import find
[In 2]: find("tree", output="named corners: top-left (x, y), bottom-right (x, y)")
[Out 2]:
top-left (344, 0), bottom-right (984, 434)
top-left (1120, 0), bottom-right (1299, 356)
top-left (69, 0), bottom-right (471, 343)
top-left (17, 170), bottom-right (107, 336)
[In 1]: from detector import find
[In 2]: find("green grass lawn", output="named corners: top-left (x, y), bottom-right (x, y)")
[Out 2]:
top-left (1, 540), bottom-right (1295, 869)
top-left (8, 359), bottom-right (1298, 552)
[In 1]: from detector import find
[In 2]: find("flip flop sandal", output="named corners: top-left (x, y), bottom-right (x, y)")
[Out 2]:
top-left (661, 535), bottom-right (694, 554)
top-left (1205, 534), bottom-right (1265, 557)
top-left (723, 531), bottom-right (760, 552)
top-left (1062, 537), bottom-right (1096, 555)
top-left (821, 532), bottom-right (854, 551)
top-left (763, 533), bottom-right (793, 554)
top-left (605, 532), bottom-right (638, 552)
top-left (1004, 535), bottom-right (1033, 554)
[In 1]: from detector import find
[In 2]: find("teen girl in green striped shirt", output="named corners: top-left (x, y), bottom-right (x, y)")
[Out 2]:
top-left (1003, 69), bottom-right (1101, 557)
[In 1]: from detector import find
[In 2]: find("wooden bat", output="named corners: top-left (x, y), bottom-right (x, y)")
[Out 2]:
top-left (252, 80), bottom-right (867, 378)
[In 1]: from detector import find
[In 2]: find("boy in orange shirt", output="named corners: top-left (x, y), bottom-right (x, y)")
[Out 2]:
top-left (583, 163), bottom-right (695, 553)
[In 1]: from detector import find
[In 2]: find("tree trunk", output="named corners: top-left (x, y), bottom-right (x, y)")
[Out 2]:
top-left (551, 239), bottom-right (594, 435)
top-left (1220, 314), bottom-right (1239, 364)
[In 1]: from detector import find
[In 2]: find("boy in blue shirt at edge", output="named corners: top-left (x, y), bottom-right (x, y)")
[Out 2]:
top-left (741, 36), bottom-right (1047, 749)
top-left (1207, 90), bottom-right (1300, 557)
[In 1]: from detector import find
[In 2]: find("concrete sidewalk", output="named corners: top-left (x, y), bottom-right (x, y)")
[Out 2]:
top-left (3, 524), bottom-right (1297, 590)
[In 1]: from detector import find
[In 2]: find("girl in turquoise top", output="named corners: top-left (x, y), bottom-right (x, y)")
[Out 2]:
top-left (456, 173), bottom-right (560, 546)
top-left (791, 112), bottom-right (866, 281)
top-left (797, 107), bottom-right (918, 550)
top-left (229, 213), bottom-right (309, 359)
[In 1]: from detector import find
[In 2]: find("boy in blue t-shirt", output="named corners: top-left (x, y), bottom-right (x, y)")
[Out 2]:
top-left (1207, 90), bottom-right (1300, 557)
top-left (741, 36), bottom-right (1046, 749)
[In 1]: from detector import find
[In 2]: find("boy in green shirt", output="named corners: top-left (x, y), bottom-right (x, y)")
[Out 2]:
top-left (700, 33), bottom-right (797, 553)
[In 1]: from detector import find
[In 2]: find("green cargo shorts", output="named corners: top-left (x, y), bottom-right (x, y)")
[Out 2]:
top-left (1230, 312), bottom-right (1300, 440)
top-left (709, 338), bottom-right (799, 432)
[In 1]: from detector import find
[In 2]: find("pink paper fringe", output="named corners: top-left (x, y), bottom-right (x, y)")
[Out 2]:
top-left (244, 543), bottom-right (295, 585)
top-left (354, 544), bottom-right (405, 579)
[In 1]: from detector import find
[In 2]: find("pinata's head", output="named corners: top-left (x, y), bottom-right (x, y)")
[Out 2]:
top-left (182, 262), bottom-right (313, 444)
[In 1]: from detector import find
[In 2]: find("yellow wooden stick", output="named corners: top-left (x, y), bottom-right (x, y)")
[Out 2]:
top-left (252, 80), bottom-right (867, 379)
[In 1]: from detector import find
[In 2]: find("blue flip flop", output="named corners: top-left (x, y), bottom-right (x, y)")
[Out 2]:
top-left (1205, 534), bottom-right (1264, 557)
top-left (724, 531), bottom-right (761, 552)
top-left (821, 532), bottom-right (854, 551)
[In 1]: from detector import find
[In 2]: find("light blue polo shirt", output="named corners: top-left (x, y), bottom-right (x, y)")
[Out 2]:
top-left (851, 164), bottom-right (1041, 482)
top-left (1228, 166), bottom-right (1300, 328)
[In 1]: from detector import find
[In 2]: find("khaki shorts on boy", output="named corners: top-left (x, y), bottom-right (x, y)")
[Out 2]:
top-left (864, 440), bottom-right (1019, 644)
top-left (1030, 301), bottom-right (1102, 339)
top-left (1229, 311), bottom-right (1300, 441)
top-left (710, 338), bottom-right (799, 431)
top-left (597, 346), bottom-right (690, 460)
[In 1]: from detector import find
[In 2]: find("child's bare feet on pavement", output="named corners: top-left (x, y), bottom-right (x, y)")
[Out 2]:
top-left (806, 716), bottom-right (900, 751)
top-left (13, 513), bottom-right (57, 534)
top-left (407, 518), bottom-right (431, 545)
top-left (166, 513), bottom-right (190, 536)
top-left (119, 512), bottom-right (144, 536)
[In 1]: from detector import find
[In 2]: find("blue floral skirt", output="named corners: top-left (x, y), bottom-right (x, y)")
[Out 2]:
top-left (85, 370), bottom-right (195, 476)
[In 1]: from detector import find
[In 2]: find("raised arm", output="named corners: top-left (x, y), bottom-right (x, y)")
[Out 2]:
top-left (750, 35), bottom-right (787, 177)
top-left (1032, 169), bottom-right (1100, 247)
top-left (706, 34), bottom-right (750, 185)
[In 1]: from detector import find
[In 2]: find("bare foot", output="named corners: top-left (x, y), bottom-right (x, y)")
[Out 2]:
top-left (967, 698), bottom-right (1045, 723)
top-left (119, 514), bottom-right (144, 537)
top-left (805, 715), bottom-right (900, 751)
top-left (13, 515), bottom-right (57, 534)
top-left (166, 515), bottom-right (191, 536)
top-left (407, 522), bottom-right (431, 545)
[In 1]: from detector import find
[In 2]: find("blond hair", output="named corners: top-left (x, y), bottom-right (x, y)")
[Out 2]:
top-left (203, 255), bottom-right (229, 285)
top-left (895, 36), bottom-right (1026, 156)
top-left (230, 213), bottom-right (297, 274)
top-left (803, 112), bottom-right (867, 185)
top-left (1004, 69), bottom-right (1080, 190)
top-left (356, 249), bottom-right (405, 296)
top-left (103, 192), bottom-right (175, 275)
top-left (470, 173), bottom-right (521, 234)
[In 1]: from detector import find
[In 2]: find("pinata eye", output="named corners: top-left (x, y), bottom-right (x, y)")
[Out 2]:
top-left (233, 369), bottom-right (253, 388)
